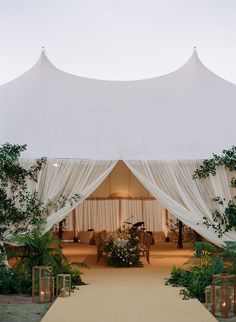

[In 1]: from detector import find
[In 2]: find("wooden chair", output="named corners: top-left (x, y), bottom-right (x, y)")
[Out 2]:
top-left (143, 232), bottom-right (153, 264)
top-left (137, 231), bottom-right (153, 264)
top-left (95, 232), bottom-right (105, 263)
top-left (100, 230), bottom-right (107, 241)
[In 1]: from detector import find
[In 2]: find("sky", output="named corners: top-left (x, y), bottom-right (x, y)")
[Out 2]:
top-left (1, 0), bottom-right (236, 84)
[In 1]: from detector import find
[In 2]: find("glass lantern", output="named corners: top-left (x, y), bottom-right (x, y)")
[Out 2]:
top-left (32, 266), bottom-right (54, 303)
top-left (205, 285), bottom-right (221, 314)
top-left (212, 274), bottom-right (236, 318)
top-left (56, 274), bottom-right (71, 297)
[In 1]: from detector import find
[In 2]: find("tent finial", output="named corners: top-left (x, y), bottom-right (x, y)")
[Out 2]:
top-left (192, 46), bottom-right (198, 57)
top-left (41, 46), bottom-right (46, 56)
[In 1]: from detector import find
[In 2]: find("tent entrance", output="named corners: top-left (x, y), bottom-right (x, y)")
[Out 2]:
top-left (63, 161), bottom-right (181, 244)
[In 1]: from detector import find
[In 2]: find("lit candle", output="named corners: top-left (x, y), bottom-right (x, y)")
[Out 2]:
top-left (40, 291), bottom-right (45, 302)
top-left (222, 302), bottom-right (227, 316)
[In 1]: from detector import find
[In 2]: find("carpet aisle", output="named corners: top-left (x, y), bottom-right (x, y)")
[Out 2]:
top-left (42, 243), bottom-right (217, 322)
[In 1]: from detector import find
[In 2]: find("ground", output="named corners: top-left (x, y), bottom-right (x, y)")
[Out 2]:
top-left (1, 242), bottom-right (235, 322)
top-left (0, 294), bottom-right (52, 322)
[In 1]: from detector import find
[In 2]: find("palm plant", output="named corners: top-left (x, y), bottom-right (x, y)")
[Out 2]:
top-left (6, 223), bottom-right (86, 293)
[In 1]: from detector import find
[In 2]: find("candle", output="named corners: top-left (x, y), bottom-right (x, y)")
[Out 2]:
top-left (222, 302), bottom-right (227, 317)
top-left (40, 291), bottom-right (45, 302)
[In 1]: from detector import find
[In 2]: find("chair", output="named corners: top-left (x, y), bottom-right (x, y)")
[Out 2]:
top-left (137, 231), bottom-right (153, 264)
top-left (100, 230), bottom-right (107, 241)
top-left (95, 232), bottom-right (105, 263)
top-left (143, 232), bottom-right (153, 264)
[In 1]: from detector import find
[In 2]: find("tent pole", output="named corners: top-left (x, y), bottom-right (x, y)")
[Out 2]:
top-left (72, 209), bottom-right (78, 242)
top-left (119, 198), bottom-right (121, 228)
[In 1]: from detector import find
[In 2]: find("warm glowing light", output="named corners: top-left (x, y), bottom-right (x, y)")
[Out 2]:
top-left (40, 291), bottom-right (45, 301)
top-left (53, 163), bottom-right (59, 167)
top-left (110, 192), bottom-right (130, 198)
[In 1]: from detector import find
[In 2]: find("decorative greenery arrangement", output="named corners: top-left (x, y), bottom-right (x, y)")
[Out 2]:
top-left (0, 223), bottom-right (86, 294)
top-left (106, 228), bottom-right (143, 268)
top-left (0, 143), bottom-right (85, 294)
top-left (0, 143), bottom-right (83, 259)
top-left (193, 146), bottom-right (236, 237)
top-left (165, 241), bottom-right (236, 302)
top-left (0, 143), bottom-right (46, 260)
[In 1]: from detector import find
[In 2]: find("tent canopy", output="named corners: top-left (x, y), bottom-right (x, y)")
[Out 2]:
top-left (1, 48), bottom-right (235, 160)
top-left (2, 49), bottom-right (236, 245)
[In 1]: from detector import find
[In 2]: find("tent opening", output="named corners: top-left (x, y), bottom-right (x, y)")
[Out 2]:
top-left (60, 161), bottom-right (194, 245)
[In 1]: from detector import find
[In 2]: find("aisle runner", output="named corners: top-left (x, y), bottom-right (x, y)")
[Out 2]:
top-left (42, 244), bottom-right (216, 322)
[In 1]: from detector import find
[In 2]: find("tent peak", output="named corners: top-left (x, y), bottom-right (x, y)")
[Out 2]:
top-left (180, 46), bottom-right (206, 71)
top-left (41, 46), bottom-right (46, 55)
top-left (35, 47), bottom-right (57, 70)
top-left (191, 46), bottom-right (199, 59)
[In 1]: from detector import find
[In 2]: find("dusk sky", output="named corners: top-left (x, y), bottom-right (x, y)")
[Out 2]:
top-left (1, 0), bottom-right (236, 84)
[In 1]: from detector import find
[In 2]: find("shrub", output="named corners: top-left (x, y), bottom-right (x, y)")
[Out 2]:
top-left (166, 242), bottom-right (226, 302)
top-left (3, 224), bottom-right (86, 294)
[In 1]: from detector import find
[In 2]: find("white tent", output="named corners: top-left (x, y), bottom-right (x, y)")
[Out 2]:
top-left (1, 48), bottom-right (236, 160)
top-left (1, 49), bottom-right (236, 245)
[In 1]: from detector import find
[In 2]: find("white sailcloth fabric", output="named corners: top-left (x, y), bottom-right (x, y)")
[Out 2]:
top-left (125, 160), bottom-right (236, 246)
top-left (21, 159), bottom-right (117, 232)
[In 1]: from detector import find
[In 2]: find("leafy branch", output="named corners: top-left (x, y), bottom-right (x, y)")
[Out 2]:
top-left (193, 146), bottom-right (236, 237)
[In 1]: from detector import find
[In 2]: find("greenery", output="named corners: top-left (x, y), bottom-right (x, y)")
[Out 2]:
top-left (0, 143), bottom-right (83, 263)
top-left (165, 241), bottom-right (236, 302)
top-left (193, 146), bottom-right (236, 237)
top-left (0, 143), bottom-right (46, 261)
top-left (0, 143), bottom-right (85, 294)
top-left (0, 223), bottom-right (86, 294)
top-left (106, 228), bottom-right (143, 268)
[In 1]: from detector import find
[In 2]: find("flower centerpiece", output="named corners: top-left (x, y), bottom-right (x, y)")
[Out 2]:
top-left (106, 226), bottom-right (143, 268)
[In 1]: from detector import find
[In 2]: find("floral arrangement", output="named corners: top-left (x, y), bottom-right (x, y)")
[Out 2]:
top-left (106, 227), bottom-right (143, 268)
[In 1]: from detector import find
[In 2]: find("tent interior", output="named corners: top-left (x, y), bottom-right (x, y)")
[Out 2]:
top-left (62, 161), bottom-right (182, 244)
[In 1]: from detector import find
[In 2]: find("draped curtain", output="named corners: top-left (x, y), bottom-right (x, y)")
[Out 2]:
top-left (66, 199), bottom-right (166, 232)
top-left (67, 200), bottom-right (120, 232)
top-left (121, 199), bottom-right (166, 231)
top-left (21, 158), bottom-right (236, 245)
top-left (21, 159), bottom-right (117, 232)
top-left (125, 160), bottom-right (236, 246)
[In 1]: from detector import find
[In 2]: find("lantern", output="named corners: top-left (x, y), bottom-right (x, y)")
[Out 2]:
top-left (32, 266), bottom-right (54, 303)
top-left (205, 285), bottom-right (221, 314)
top-left (56, 274), bottom-right (71, 297)
top-left (212, 274), bottom-right (236, 318)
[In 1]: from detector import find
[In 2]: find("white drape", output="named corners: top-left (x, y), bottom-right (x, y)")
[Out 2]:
top-left (24, 159), bottom-right (117, 232)
top-left (125, 160), bottom-right (236, 246)
top-left (67, 199), bottom-right (120, 232)
top-left (66, 199), bottom-right (166, 232)
top-left (143, 200), bottom-right (167, 233)
top-left (21, 158), bottom-right (236, 245)
top-left (121, 199), bottom-right (166, 231)
top-left (121, 200), bottom-right (143, 225)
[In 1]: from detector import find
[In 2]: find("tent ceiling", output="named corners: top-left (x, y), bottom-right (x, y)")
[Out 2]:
top-left (90, 161), bottom-right (152, 198)
top-left (1, 49), bottom-right (236, 160)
